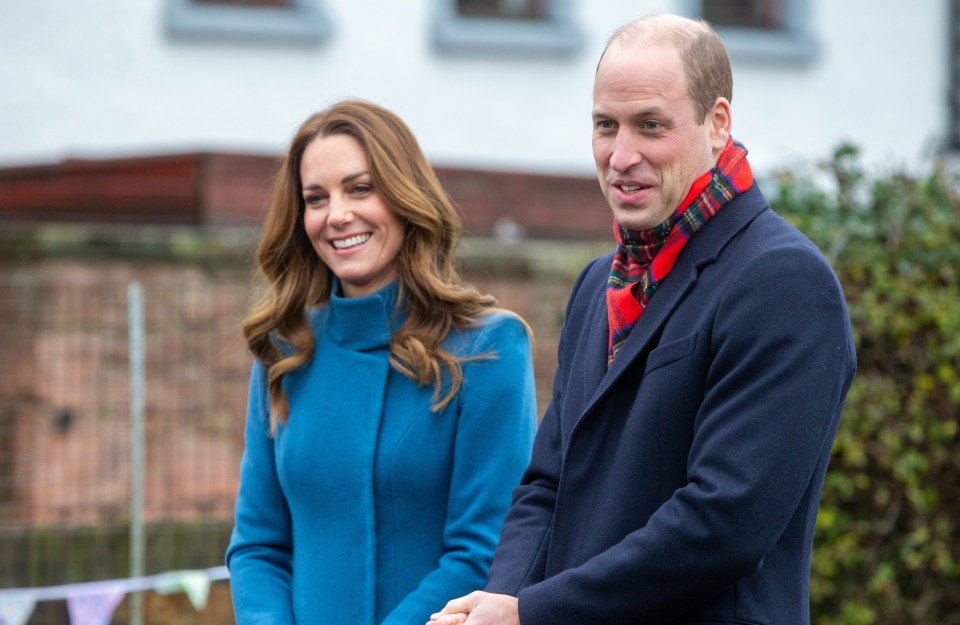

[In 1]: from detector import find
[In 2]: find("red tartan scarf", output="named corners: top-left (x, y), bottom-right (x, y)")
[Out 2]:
top-left (606, 138), bottom-right (753, 364)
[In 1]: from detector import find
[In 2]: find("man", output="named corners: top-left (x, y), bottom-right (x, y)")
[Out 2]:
top-left (431, 13), bottom-right (856, 625)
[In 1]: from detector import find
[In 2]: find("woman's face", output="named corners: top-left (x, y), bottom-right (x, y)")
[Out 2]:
top-left (300, 134), bottom-right (404, 298)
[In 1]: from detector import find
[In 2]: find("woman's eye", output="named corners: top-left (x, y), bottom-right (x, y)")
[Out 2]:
top-left (352, 184), bottom-right (372, 195)
top-left (304, 194), bottom-right (327, 207)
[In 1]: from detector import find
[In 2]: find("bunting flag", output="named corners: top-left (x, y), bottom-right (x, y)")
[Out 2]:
top-left (0, 594), bottom-right (35, 625)
top-left (0, 566), bottom-right (228, 625)
top-left (67, 584), bottom-right (126, 625)
top-left (156, 570), bottom-right (211, 611)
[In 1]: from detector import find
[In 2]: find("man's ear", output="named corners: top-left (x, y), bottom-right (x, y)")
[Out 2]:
top-left (707, 97), bottom-right (732, 155)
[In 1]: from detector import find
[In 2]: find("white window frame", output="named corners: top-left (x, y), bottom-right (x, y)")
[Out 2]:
top-left (433, 0), bottom-right (582, 55)
top-left (165, 0), bottom-right (331, 43)
top-left (949, 0), bottom-right (960, 149)
top-left (679, 0), bottom-right (818, 63)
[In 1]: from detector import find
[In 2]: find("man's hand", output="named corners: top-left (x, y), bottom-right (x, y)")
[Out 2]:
top-left (428, 591), bottom-right (520, 625)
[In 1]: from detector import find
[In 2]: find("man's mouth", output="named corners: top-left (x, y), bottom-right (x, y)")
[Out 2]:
top-left (331, 233), bottom-right (371, 250)
top-left (615, 181), bottom-right (653, 193)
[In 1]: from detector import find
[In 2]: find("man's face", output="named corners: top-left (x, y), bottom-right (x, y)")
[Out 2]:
top-left (592, 42), bottom-right (724, 232)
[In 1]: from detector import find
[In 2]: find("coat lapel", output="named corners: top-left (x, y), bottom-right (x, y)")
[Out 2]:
top-left (579, 250), bottom-right (697, 421)
top-left (581, 282), bottom-right (614, 403)
top-left (574, 186), bottom-right (768, 429)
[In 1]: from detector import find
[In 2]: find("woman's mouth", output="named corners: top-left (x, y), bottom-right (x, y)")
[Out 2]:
top-left (331, 233), bottom-right (371, 250)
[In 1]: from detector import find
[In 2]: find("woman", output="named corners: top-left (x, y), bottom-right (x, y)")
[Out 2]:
top-left (225, 99), bottom-right (537, 625)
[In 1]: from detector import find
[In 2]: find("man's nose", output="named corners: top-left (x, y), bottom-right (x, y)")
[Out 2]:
top-left (609, 131), bottom-right (641, 172)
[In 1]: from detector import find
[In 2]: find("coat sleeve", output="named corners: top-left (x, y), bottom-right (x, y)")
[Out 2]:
top-left (381, 314), bottom-right (537, 625)
top-left (516, 245), bottom-right (856, 624)
top-left (224, 362), bottom-right (296, 625)
top-left (485, 258), bottom-right (602, 595)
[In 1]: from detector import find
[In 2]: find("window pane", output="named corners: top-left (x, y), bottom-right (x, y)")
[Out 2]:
top-left (193, 0), bottom-right (292, 7)
top-left (703, 0), bottom-right (785, 30)
top-left (456, 0), bottom-right (548, 21)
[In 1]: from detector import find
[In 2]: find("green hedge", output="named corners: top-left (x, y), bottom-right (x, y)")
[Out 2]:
top-left (772, 145), bottom-right (960, 625)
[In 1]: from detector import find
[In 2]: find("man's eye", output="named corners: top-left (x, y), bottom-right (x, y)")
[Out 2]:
top-left (595, 120), bottom-right (616, 130)
top-left (642, 120), bottom-right (663, 131)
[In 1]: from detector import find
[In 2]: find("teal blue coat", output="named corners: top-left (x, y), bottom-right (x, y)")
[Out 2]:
top-left (226, 281), bottom-right (536, 625)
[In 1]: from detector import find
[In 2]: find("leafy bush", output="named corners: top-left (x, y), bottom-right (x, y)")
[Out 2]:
top-left (772, 145), bottom-right (960, 625)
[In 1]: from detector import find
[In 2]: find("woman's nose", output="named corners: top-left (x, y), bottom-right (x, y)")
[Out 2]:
top-left (326, 197), bottom-right (352, 226)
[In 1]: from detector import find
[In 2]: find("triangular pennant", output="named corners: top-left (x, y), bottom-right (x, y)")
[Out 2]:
top-left (156, 570), bottom-right (211, 611)
top-left (0, 593), bottom-right (36, 625)
top-left (66, 585), bottom-right (126, 625)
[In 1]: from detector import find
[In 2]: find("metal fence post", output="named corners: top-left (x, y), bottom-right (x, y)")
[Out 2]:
top-left (128, 281), bottom-right (145, 625)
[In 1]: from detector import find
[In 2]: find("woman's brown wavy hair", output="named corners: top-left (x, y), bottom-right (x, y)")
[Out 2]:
top-left (243, 99), bottom-right (525, 434)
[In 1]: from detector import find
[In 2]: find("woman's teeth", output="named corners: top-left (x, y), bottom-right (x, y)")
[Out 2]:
top-left (332, 234), bottom-right (371, 250)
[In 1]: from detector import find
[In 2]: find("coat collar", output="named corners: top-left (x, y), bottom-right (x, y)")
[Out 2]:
top-left (578, 185), bottom-right (768, 421)
top-left (317, 278), bottom-right (401, 352)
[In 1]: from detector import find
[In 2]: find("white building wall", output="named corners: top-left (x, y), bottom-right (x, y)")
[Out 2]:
top-left (0, 0), bottom-right (949, 176)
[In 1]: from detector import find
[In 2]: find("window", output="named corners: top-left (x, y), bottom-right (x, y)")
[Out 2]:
top-left (165, 0), bottom-right (331, 43)
top-left (950, 0), bottom-right (960, 149)
top-left (456, 0), bottom-right (548, 21)
top-left (703, 0), bottom-right (785, 30)
top-left (682, 0), bottom-right (817, 62)
top-left (433, 0), bottom-right (582, 55)
top-left (192, 0), bottom-right (291, 7)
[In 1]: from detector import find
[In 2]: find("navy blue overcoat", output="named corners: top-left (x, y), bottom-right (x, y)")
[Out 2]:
top-left (486, 184), bottom-right (857, 625)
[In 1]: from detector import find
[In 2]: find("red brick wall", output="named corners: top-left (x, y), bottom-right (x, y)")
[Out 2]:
top-left (0, 261), bottom-right (253, 525)
top-left (0, 153), bottom-right (613, 239)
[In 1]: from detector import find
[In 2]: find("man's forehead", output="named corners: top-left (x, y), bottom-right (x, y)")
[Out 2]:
top-left (594, 45), bottom-right (686, 101)
top-left (598, 40), bottom-right (683, 73)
